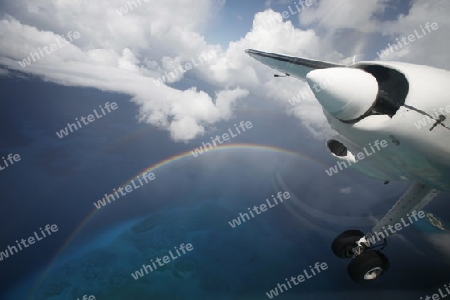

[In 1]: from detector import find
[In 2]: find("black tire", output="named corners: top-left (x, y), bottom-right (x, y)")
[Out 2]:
top-left (331, 229), bottom-right (365, 258)
top-left (348, 250), bottom-right (389, 283)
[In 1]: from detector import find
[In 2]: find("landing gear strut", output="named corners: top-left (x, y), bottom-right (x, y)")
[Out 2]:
top-left (331, 182), bottom-right (440, 283)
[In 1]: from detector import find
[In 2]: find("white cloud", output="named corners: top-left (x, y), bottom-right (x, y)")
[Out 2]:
top-left (0, 0), bottom-right (243, 142)
top-left (0, 0), bottom-right (449, 141)
top-left (300, 0), bottom-right (390, 32)
top-left (375, 0), bottom-right (450, 68)
top-left (0, 68), bottom-right (10, 77)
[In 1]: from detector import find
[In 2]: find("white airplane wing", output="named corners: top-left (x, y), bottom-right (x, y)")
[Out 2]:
top-left (245, 49), bottom-right (343, 79)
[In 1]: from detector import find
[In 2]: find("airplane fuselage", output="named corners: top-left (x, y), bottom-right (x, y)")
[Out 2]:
top-left (322, 61), bottom-right (450, 191)
top-left (246, 48), bottom-right (449, 283)
top-left (245, 49), bottom-right (450, 190)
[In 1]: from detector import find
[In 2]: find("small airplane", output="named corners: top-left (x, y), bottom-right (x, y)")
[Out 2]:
top-left (246, 48), bottom-right (450, 283)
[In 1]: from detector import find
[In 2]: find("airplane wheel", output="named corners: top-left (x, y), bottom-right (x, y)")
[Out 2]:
top-left (348, 250), bottom-right (389, 283)
top-left (331, 230), bottom-right (365, 258)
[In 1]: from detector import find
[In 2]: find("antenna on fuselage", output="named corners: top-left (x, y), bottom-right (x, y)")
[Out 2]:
top-left (274, 73), bottom-right (290, 77)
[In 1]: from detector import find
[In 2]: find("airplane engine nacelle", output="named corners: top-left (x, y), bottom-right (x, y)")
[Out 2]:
top-left (306, 63), bottom-right (413, 125)
top-left (306, 68), bottom-right (379, 122)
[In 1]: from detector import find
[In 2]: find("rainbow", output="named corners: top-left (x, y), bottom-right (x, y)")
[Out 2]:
top-left (28, 143), bottom-right (327, 298)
